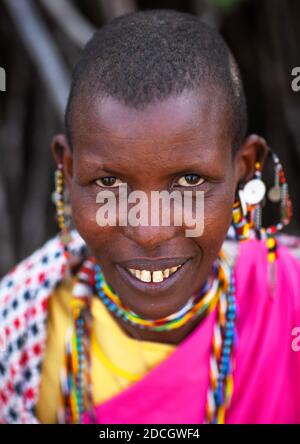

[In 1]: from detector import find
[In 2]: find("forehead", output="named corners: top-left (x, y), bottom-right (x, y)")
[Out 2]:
top-left (71, 88), bottom-right (231, 170)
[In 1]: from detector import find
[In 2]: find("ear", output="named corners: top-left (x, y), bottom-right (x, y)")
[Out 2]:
top-left (51, 134), bottom-right (73, 190)
top-left (234, 134), bottom-right (269, 189)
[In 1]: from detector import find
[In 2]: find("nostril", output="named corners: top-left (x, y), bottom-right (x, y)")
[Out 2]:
top-left (123, 225), bottom-right (177, 250)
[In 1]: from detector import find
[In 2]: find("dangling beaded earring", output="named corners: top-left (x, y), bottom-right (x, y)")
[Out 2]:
top-left (232, 188), bottom-right (250, 241)
top-left (231, 147), bottom-right (293, 290)
top-left (267, 151), bottom-right (293, 230)
top-left (53, 166), bottom-right (96, 423)
top-left (242, 161), bottom-right (266, 237)
top-left (53, 162), bottom-right (73, 279)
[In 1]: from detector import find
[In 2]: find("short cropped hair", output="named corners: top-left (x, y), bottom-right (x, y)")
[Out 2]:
top-left (65, 9), bottom-right (247, 152)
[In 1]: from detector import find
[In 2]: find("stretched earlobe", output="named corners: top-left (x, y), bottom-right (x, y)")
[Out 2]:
top-left (234, 134), bottom-right (269, 187)
top-left (51, 134), bottom-right (74, 281)
top-left (51, 134), bottom-right (73, 188)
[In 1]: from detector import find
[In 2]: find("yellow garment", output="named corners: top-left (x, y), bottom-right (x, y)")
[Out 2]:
top-left (35, 278), bottom-right (176, 424)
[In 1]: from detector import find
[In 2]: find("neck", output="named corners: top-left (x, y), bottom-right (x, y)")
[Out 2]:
top-left (94, 256), bottom-right (224, 346)
top-left (106, 301), bottom-right (215, 346)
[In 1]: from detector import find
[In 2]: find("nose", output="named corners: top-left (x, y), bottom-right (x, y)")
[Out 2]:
top-left (116, 187), bottom-right (185, 249)
top-left (123, 224), bottom-right (178, 250)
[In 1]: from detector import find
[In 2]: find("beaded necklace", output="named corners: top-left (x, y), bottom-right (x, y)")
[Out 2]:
top-left (59, 251), bottom-right (236, 424)
top-left (95, 262), bottom-right (219, 331)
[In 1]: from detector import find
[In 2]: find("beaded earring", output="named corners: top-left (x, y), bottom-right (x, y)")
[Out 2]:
top-left (53, 162), bottom-right (73, 278)
top-left (242, 161), bottom-right (266, 235)
top-left (232, 149), bottom-right (292, 240)
top-left (231, 147), bottom-right (293, 290)
top-left (232, 188), bottom-right (250, 241)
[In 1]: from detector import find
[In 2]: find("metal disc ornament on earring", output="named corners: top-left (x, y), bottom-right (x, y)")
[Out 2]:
top-left (268, 186), bottom-right (281, 203)
top-left (243, 178), bottom-right (266, 205)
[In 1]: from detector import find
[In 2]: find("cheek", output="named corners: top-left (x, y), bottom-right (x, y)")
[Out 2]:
top-left (192, 186), bottom-right (234, 255)
top-left (206, 197), bottom-right (233, 236)
top-left (70, 185), bottom-right (114, 250)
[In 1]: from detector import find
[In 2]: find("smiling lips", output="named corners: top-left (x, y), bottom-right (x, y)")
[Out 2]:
top-left (127, 265), bottom-right (182, 283)
top-left (117, 257), bottom-right (189, 287)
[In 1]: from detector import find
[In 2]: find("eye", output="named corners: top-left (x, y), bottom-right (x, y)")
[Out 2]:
top-left (95, 176), bottom-right (124, 188)
top-left (175, 174), bottom-right (205, 187)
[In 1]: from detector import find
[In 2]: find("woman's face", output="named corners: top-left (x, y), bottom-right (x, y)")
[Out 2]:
top-left (54, 88), bottom-right (258, 319)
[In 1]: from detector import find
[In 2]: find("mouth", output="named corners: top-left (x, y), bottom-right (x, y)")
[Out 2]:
top-left (127, 265), bottom-right (182, 283)
top-left (115, 257), bottom-right (191, 293)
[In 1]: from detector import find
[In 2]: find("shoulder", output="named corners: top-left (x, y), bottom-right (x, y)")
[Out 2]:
top-left (277, 233), bottom-right (300, 261)
top-left (0, 230), bottom-right (86, 423)
top-left (234, 234), bottom-right (300, 319)
top-left (276, 234), bottom-right (300, 314)
top-left (1, 235), bottom-right (62, 299)
top-left (0, 229), bottom-right (87, 344)
top-left (0, 230), bottom-right (86, 301)
top-left (227, 232), bottom-right (300, 267)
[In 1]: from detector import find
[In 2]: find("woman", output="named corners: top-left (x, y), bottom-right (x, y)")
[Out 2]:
top-left (0, 9), bottom-right (299, 424)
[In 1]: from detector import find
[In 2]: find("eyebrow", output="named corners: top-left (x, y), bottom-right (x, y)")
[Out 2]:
top-left (76, 155), bottom-right (226, 183)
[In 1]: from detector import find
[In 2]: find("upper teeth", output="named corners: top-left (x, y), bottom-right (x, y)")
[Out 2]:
top-left (127, 265), bottom-right (181, 283)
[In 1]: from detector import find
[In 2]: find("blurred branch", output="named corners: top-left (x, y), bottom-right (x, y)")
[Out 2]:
top-left (39, 0), bottom-right (95, 48)
top-left (0, 48), bottom-right (29, 273)
top-left (98, 0), bottom-right (137, 22)
top-left (20, 85), bottom-right (55, 258)
top-left (4, 0), bottom-right (69, 120)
